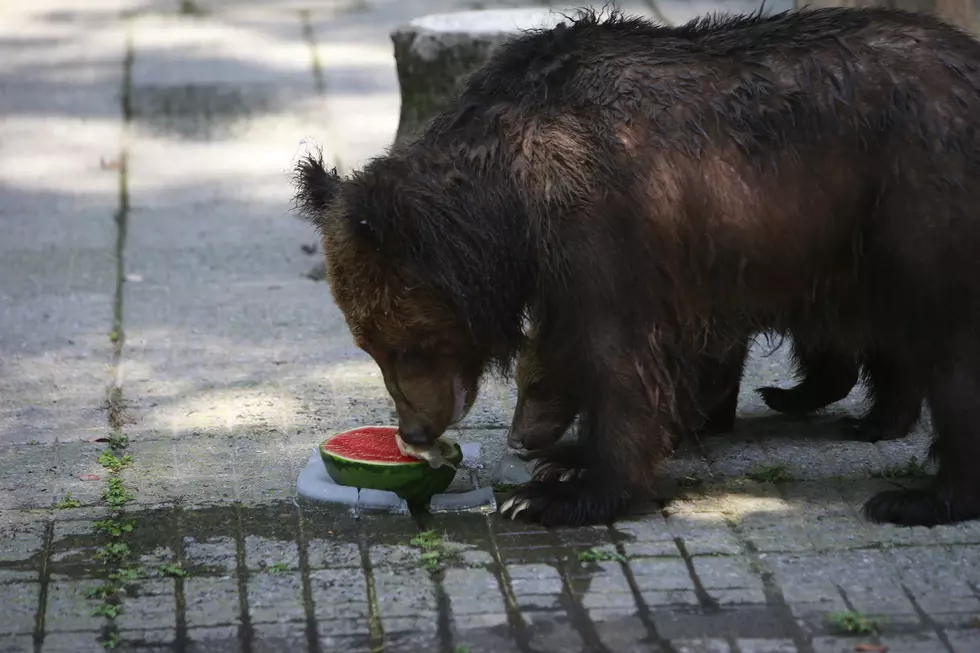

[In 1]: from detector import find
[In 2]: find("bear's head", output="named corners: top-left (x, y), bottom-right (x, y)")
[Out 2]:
top-left (292, 151), bottom-right (528, 445)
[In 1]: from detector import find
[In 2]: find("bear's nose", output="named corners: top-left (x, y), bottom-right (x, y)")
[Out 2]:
top-left (398, 425), bottom-right (431, 446)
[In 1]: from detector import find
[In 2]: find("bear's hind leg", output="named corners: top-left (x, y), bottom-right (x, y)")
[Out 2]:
top-left (837, 350), bottom-right (923, 443)
top-left (695, 340), bottom-right (750, 436)
top-left (863, 348), bottom-right (980, 527)
top-left (756, 340), bottom-right (860, 416)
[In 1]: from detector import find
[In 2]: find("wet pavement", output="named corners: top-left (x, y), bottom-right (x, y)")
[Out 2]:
top-left (3, 0), bottom-right (980, 651)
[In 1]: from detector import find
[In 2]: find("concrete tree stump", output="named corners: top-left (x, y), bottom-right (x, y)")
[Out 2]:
top-left (390, 7), bottom-right (573, 145)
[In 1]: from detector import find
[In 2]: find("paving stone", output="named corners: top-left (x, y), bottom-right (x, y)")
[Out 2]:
top-left (172, 438), bottom-right (240, 506)
top-left (234, 435), bottom-right (296, 506)
top-left (878, 633), bottom-right (952, 653)
top-left (735, 639), bottom-right (798, 653)
top-left (116, 628), bottom-right (176, 648)
top-left (116, 578), bottom-right (177, 632)
top-left (615, 515), bottom-right (680, 558)
top-left (184, 577), bottom-right (242, 629)
top-left (670, 639), bottom-right (731, 653)
top-left (666, 513), bottom-right (743, 556)
top-left (47, 519), bottom-right (102, 577)
top-left (0, 583), bottom-right (38, 635)
top-left (523, 611), bottom-right (585, 652)
top-left (243, 535), bottom-right (299, 572)
top-left (803, 514), bottom-right (881, 552)
top-left (252, 620), bottom-right (309, 653)
top-left (247, 572), bottom-right (305, 624)
top-left (372, 568), bottom-right (439, 634)
top-left (629, 557), bottom-right (697, 602)
top-left (735, 513), bottom-right (814, 553)
top-left (885, 545), bottom-right (980, 618)
top-left (763, 550), bottom-right (917, 617)
top-left (185, 625), bottom-right (241, 652)
top-left (0, 520), bottom-right (45, 563)
top-left (442, 567), bottom-right (506, 620)
top-left (809, 636), bottom-right (883, 653)
top-left (183, 535), bottom-right (238, 574)
top-left (319, 632), bottom-right (374, 653)
top-left (309, 568), bottom-right (370, 625)
top-left (0, 635), bottom-right (33, 653)
top-left (703, 436), bottom-right (770, 478)
top-left (506, 563), bottom-right (564, 612)
top-left (692, 556), bottom-right (766, 604)
top-left (121, 439), bottom-right (179, 507)
top-left (40, 631), bottom-right (105, 652)
top-left (947, 628), bottom-right (980, 653)
top-left (452, 624), bottom-right (521, 653)
top-left (590, 614), bottom-right (657, 650)
top-left (44, 580), bottom-right (103, 632)
top-left (0, 570), bottom-right (37, 585)
top-left (368, 544), bottom-right (422, 570)
top-left (0, 446), bottom-right (59, 509)
top-left (761, 437), bottom-right (884, 480)
top-left (305, 540), bottom-right (361, 569)
top-left (568, 560), bottom-right (639, 617)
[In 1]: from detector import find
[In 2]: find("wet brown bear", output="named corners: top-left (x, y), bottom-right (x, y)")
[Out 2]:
top-left (295, 7), bottom-right (980, 528)
top-left (508, 334), bottom-right (924, 454)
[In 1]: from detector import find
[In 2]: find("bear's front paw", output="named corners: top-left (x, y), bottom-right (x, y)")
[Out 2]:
top-left (863, 486), bottom-right (980, 527)
top-left (530, 458), bottom-right (585, 483)
top-left (517, 441), bottom-right (593, 483)
top-left (498, 478), bottom-right (631, 527)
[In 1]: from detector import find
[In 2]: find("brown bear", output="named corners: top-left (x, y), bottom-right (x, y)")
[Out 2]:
top-left (507, 333), bottom-right (924, 454)
top-left (294, 6), bottom-right (980, 528)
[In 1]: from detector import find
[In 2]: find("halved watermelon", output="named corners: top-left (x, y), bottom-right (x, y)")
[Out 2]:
top-left (320, 426), bottom-right (462, 502)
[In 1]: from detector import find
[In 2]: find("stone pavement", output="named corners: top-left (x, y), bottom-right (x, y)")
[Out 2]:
top-left (3, 0), bottom-right (980, 651)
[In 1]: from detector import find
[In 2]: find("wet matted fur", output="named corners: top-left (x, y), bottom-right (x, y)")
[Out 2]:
top-left (294, 7), bottom-right (980, 528)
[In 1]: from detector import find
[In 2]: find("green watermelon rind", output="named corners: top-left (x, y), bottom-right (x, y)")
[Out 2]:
top-left (319, 430), bottom-right (463, 502)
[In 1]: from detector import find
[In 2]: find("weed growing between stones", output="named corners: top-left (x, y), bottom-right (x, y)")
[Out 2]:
top-left (264, 562), bottom-right (290, 574)
top-left (577, 547), bottom-right (627, 564)
top-left (158, 563), bottom-right (188, 578)
top-left (410, 529), bottom-right (460, 572)
top-left (872, 456), bottom-right (930, 479)
top-left (827, 610), bottom-right (880, 635)
top-left (98, 451), bottom-right (134, 473)
top-left (94, 518), bottom-right (136, 538)
top-left (746, 464), bottom-right (792, 484)
top-left (88, 23), bottom-right (137, 649)
top-left (55, 493), bottom-right (82, 509)
top-left (90, 431), bottom-right (138, 649)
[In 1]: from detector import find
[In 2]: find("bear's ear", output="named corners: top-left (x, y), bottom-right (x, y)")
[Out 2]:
top-left (292, 152), bottom-right (342, 225)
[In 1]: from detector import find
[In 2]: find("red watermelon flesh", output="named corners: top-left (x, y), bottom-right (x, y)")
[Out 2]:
top-left (324, 426), bottom-right (418, 464)
top-left (319, 426), bottom-right (462, 501)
